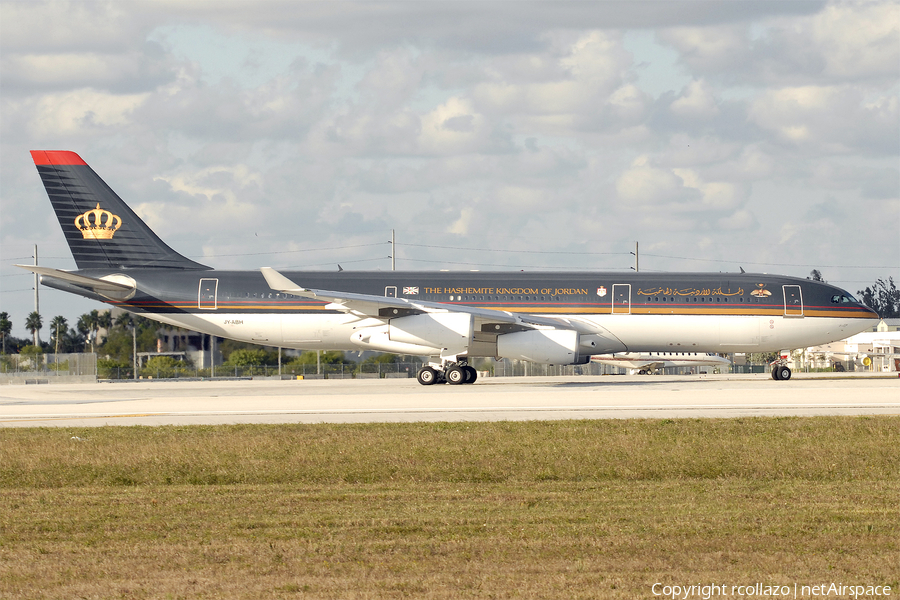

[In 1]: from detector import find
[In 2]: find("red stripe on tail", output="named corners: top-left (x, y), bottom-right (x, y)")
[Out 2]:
top-left (30, 150), bottom-right (87, 166)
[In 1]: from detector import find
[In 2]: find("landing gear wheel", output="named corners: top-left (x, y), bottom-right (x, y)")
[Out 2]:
top-left (771, 365), bottom-right (791, 381)
top-left (464, 366), bottom-right (477, 384)
top-left (417, 366), bottom-right (438, 386)
top-left (446, 366), bottom-right (466, 385)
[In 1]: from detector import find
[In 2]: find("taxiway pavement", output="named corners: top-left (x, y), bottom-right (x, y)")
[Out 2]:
top-left (1, 373), bottom-right (897, 427)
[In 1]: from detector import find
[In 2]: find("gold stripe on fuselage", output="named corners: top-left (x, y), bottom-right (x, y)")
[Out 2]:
top-left (115, 300), bottom-right (869, 320)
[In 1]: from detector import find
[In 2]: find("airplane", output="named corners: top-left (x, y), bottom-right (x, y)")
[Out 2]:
top-left (16, 151), bottom-right (879, 385)
top-left (591, 352), bottom-right (731, 375)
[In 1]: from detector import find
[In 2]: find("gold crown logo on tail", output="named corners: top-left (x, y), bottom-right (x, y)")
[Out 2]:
top-left (75, 203), bottom-right (122, 239)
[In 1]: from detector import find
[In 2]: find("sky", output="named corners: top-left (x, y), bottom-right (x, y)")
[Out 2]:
top-left (1, 0), bottom-right (898, 339)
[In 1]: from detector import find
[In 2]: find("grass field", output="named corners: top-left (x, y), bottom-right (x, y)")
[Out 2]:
top-left (1, 417), bottom-right (898, 599)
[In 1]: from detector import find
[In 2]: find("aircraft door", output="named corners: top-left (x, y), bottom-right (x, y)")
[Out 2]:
top-left (199, 278), bottom-right (218, 310)
top-left (612, 284), bottom-right (631, 314)
top-left (783, 285), bottom-right (803, 317)
top-left (385, 286), bottom-right (397, 298)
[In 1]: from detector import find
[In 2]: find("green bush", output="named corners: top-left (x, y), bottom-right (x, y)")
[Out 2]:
top-left (19, 345), bottom-right (44, 370)
top-left (222, 348), bottom-right (277, 366)
top-left (99, 358), bottom-right (131, 379)
top-left (140, 356), bottom-right (188, 379)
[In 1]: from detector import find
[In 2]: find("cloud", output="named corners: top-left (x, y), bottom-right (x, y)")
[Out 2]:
top-left (615, 156), bottom-right (697, 206)
top-left (658, 2), bottom-right (899, 86)
top-left (9, 89), bottom-right (149, 138)
top-left (807, 2), bottom-right (899, 81)
top-left (748, 85), bottom-right (898, 154)
top-left (657, 25), bottom-right (750, 74)
top-left (418, 96), bottom-right (497, 155)
top-left (471, 30), bottom-right (640, 134)
top-left (0, 0), bottom-right (152, 54)
top-left (669, 79), bottom-right (720, 119)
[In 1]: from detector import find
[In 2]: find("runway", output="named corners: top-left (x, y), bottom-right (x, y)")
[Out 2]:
top-left (1, 373), bottom-right (897, 427)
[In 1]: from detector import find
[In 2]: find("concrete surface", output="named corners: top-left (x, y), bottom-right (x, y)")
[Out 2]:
top-left (1, 373), bottom-right (897, 427)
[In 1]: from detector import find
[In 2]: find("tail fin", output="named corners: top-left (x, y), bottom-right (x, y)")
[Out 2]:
top-left (31, 151), bottom-right (209, 271)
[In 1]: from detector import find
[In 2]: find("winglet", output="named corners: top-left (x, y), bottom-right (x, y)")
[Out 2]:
top-left (260, 267), bottom-right (316, 298)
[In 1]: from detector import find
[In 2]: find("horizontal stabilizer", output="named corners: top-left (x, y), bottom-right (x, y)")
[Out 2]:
top-left (16, 264), bottom-right (136, 300)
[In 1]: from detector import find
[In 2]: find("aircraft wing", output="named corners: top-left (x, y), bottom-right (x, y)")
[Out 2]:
top-left (261, 267), bottom-right (567, 329)
top-left (591, 355), bottom-right (661, 370)
top-left (639, 361), bottom-right (665, 371)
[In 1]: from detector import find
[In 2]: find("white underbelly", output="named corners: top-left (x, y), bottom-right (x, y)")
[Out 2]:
top-left (579, 314), bottom-right (871, 353)
top-left (141, 312), bottom-right (373, 350)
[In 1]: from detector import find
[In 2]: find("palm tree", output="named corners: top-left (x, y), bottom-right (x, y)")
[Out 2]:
top-left (50, 315), bottom-right (68, 356)
top-left (97, 310), bottom-right (112, 346)
top-left (25, 312), bottom-right (43, 347)
top-left (114, 311), bottom-right (133, 330)
top-left (115, 311), bottom-right (139, 379)
top-left (77, 311), bottom-right (98, 353)
top-left (0, 312), bottom-right (11, 354)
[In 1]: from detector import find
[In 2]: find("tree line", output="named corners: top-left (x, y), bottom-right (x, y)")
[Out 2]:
top-left (0, 308), bottom-right (407, 377)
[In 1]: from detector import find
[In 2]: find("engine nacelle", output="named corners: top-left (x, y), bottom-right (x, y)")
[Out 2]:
top-left (497, 329), bottom-right (589, 365)
top-left (350, 325), bottom-right (442, 355)
top-left (389, 313), bottom-right (474, 354)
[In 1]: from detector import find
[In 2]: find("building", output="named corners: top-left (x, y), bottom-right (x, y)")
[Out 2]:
top-left (797, 319), bottom-right (900, 373)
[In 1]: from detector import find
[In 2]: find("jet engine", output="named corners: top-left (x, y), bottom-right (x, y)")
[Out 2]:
top-left (350, 313), bottom-right (474, 356)
top-left (350, 325), bottom-right (442, 355)
top-left (496, 329), bottom-right (590, 365)
top-left (388, 313), bottom-right (474, 354)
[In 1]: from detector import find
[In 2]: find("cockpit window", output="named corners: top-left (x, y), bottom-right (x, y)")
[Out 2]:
top-left (832, 294), bottom-right (857, 304)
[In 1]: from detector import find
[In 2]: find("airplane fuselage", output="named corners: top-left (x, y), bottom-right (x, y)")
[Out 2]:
top-left (42, 268), bottom-right (875, 357)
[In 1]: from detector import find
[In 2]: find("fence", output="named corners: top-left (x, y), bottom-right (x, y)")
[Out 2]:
top-left (12, 353), bottom-right (868, 382)
top-left (1, 353), bottom-right (97, 378)
top-left (96, 361), bottom-right (430, 380)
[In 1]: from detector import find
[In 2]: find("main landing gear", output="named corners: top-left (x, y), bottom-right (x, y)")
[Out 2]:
top-left (770, 362), bottom-right (792, 381)
top-left (416, 361), bottom-right (478, 386)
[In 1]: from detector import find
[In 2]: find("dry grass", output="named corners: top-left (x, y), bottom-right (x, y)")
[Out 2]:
top-left (1, 417), bottom-right (898, 599)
